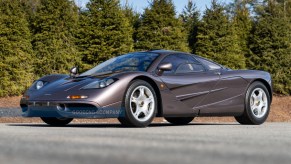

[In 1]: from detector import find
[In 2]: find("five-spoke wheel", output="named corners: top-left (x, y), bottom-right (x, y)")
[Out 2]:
top-left (130, 86), bottom-right (155, 122)
top-left (249, 88), bottom-right (268, 119)
top-left (118, 80), bottom-right (157, 127)
top-left (235, 82), bottom-right (270, 125)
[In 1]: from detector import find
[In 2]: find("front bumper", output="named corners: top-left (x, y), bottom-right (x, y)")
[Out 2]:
top-left (20, 98), bottom-right (124, 118)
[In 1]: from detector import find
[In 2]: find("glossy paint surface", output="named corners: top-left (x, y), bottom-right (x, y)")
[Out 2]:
top-left (20, 50), bottom-right (272, 118)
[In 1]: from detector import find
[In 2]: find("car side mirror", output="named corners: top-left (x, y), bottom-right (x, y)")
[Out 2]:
top-left (70, 66), bottom-right (78, 77)
top-left (157, 63), bottom-right (172, 76)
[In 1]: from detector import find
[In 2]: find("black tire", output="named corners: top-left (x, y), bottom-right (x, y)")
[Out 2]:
top-left (164, 117), bottom-right (194, 125)
top-left (119, 80), bottom-right (158, 127)
top-left (117, 117), bottom-right (132, 126)
top-left (41, 117), bottom-right (73, 126)
top-left (235, 81), bottom-right (271, 125)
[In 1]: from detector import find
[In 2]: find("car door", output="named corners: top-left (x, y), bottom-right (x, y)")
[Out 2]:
top-left (194, 57), bottom-right (248, 115)
top-left (158, 54), bottom-right (220, 114)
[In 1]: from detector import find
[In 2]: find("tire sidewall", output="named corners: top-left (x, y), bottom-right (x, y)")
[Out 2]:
top-left (123, 80), bottom-right (157, 127)
top-left (245, 82), bottom-right (271, 124)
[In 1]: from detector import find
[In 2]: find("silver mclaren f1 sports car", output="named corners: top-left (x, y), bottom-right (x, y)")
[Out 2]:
top-left (20, 50), bottom-right (272, 127)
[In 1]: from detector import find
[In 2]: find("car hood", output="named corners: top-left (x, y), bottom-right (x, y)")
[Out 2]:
top-left (34, 73), bottom-right (122, 92)
top-left (26, 71), bottom-right (143, 101)
top-left (24, 70), bottom-right (160, 103)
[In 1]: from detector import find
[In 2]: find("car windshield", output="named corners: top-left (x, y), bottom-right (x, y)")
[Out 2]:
top-left (80, 52), bottom-right (159, 76)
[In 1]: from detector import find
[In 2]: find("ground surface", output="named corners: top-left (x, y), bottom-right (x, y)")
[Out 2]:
top-left (0, 123), bottom-right (290, 164)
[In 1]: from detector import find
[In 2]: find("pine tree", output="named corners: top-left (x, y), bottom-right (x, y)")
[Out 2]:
top-left (249, 0), bottom-right (291, 94)
top-left (0, 0), bottom-right (34, 97)
top-left (31, 0), bottom-right (80, 77)
top-left (135, 0), bottom-right (188, 51)
top-left (230, 0), bottom-right (252, 66)
top-left (195, 0), bottom-right (246, 69)
top-left (77, 0), bottom-right (133, 66)
top-left (180, 0), bottom-right (200, 53)
top-left (122, 2), bottom-right (140, 46)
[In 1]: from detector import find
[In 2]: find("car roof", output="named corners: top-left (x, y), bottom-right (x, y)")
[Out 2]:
top-left (136, 49), bottom-right (202, 59)
top-left (147, 49), bottom-right (183, 55)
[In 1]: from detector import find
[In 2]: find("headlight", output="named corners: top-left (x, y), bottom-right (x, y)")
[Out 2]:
top-left (36, 81), bottom-right (44, 90)
top-left (82, 78), bottom-right (117, 89)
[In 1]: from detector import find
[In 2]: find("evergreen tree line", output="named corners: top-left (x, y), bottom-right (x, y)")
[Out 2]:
top-left (0, 0), bottom-right (290, 97)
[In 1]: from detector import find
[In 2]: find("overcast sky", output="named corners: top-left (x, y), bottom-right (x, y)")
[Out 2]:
top-left (74, 0), bottom-right (233, 14)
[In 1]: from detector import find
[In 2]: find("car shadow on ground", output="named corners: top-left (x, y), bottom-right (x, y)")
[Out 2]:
top-left (7, 122), bottom-right (239, 128)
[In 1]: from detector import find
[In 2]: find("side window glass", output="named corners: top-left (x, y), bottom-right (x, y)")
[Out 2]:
top-left (198, 58), bottom-right (221, 70)
top-left (190, 63), bottom-right (205, 72)
top-left (160, 55), bottom-right (188, 74)
top-left (176, 63), bottom-right (205, 73)
top-left (187, 55), bottom-right (200, 63)
top-left (159, 54), bottom-right (205, 74)
top-left (176, 64), bottom-right (192, 73)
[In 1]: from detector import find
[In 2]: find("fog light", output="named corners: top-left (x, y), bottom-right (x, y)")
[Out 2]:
top-left (67, 95), bottom-right (88, 99)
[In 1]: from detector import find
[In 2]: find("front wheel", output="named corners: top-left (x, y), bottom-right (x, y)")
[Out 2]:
top-left (235, 82), bottom-right (271, 125)
top-left (164, 117), bottom-right (194, 125)
top-left (41, 117), bottom-right (73, 126)
top-left (118, 80), bottom-right (157, 127)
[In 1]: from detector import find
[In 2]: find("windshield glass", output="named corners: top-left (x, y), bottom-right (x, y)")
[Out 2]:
top-left (80, 52), bottom-right (159, 76)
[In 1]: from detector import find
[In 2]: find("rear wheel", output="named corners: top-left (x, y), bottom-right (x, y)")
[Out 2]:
top-left (118, 80), bottom-right (157, 127)
top-left (235, 82), bottom-right (270, 125)
top-left (164, 117), bottom-right (194, 125)
top-left (41, 117), bottom-right (73, 126)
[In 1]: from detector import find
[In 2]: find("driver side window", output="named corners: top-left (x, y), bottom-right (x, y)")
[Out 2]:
top-left (197, 57), bottom-right (222, 70)
top-left (161, 54), bottom-right (205, 75)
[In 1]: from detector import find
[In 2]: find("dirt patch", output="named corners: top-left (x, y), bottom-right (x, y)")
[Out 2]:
top-left (0, 96), bottom-right (21, 108)
top-left (0, 96), bottom-right (290, 123)
top-left (266, 96), bottom-right (291, 122)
